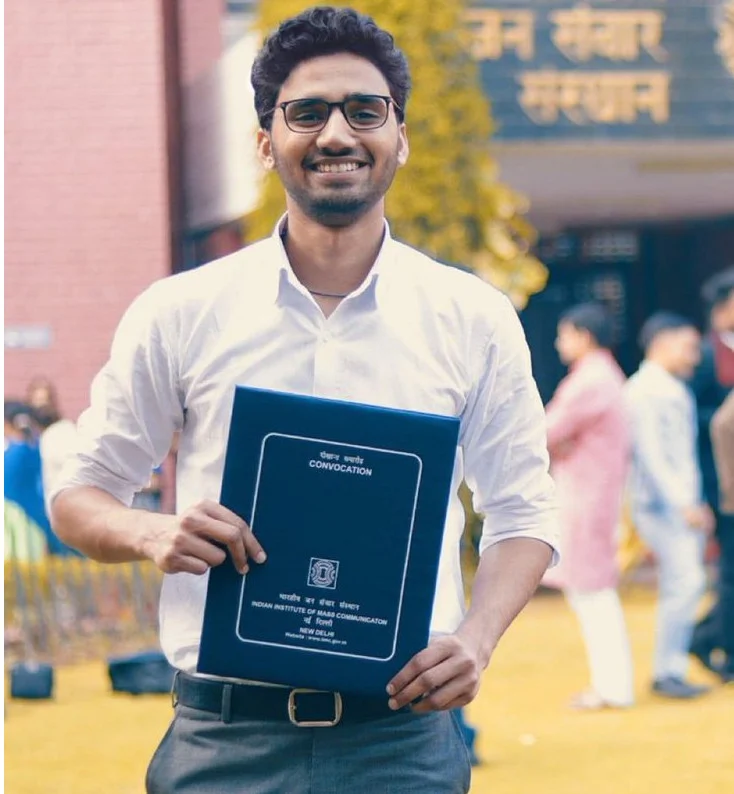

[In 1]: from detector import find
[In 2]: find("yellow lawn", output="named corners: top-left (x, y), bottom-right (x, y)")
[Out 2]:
top-left (5, 586), bottom-right (733, 794)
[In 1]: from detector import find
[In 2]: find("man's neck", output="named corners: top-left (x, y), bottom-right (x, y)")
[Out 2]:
top-left (569, 345), bottom-right (601, 368)
top-left (282, 202), bottom-right (386, 296)
top-left (645, 355), bottom-right (676, 378)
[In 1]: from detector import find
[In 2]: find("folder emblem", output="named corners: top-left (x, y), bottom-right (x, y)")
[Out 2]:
top-left (308, 558), bottom-right (339, 590)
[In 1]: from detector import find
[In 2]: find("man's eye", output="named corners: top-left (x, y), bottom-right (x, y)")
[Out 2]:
top-left (293, 111), bottom-right (322, 122)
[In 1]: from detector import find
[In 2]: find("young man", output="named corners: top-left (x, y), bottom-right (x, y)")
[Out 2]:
top-left (544, 303), bottom-right (634, 710)
top-left (626, 312), bottom-right (715, 699)
top-left (51, 8), bottom-right (557, 793)
top-left (689, 268), bottom-right (734, 680)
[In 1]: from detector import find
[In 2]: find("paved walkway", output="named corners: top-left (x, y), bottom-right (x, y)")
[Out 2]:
top-left (5, 586), bottom-right (733, 794)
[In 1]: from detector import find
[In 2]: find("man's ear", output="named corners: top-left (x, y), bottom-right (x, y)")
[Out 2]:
top-left (257, 129), bottom-right (276, 171)
top-left (397, 123), bottom-right (409, 168)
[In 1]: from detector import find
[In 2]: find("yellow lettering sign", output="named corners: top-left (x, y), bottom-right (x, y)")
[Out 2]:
top-left (517, 71), bottom-right (670, 125)
top-left (465, 9), bottom-right (535, 61)
top-left (549, 6), bottom-right (666, 62)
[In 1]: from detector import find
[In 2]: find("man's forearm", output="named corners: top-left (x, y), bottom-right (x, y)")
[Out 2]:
top-left (457, 537), bottom-right (553, 667)
top-left (52, 485), bottom-right (168, 563)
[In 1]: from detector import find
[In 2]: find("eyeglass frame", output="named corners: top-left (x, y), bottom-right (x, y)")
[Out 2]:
top-left (262, 94), bottom-right (403, 133)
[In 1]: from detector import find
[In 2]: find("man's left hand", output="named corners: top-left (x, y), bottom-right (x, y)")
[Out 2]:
top-left (386, 631), bottom-right (486, 713)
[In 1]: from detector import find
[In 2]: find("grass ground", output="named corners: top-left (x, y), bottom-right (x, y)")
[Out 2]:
top-left (5, 585), bottom-right (733, 794)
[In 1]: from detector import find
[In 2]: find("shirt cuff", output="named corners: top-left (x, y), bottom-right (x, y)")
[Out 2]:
top-left (478, 518), bottom-right (560, 569)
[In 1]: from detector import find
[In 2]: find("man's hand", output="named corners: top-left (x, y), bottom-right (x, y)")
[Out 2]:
top-left (139, 499), bottom-right (266, 576)
top-left (683, 504), bottom-right (716, 535)
top-left (386, 631), bottom-right (487, 713)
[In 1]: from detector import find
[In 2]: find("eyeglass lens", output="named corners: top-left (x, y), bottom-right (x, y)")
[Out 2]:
top-left (284, 96), bottom-right (389, 131)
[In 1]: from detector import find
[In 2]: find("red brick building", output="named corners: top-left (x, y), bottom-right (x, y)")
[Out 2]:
top-left (5, 0), bottom-right (227, 419)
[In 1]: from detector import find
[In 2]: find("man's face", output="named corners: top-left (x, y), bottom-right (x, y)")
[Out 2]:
top-left (711, 291), bottom-right (734, 333)
top-left (555, 322), bottom-right (592, 366)
top-left (257, 53), bottom-right (409, 228)
top-left (666, 327), bottom-right (702, 379)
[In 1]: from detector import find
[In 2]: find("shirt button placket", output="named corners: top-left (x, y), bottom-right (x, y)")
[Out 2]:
top-left (313, 325), bottom-right (340, 399)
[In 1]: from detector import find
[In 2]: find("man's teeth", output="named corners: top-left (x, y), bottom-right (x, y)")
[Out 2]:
top-left (314, 162), bottom-right (362, 173)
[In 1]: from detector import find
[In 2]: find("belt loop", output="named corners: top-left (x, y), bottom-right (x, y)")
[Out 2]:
top-left (221, 684), bottom-right (234, 724)
top-left (171, 670), bottom-right (180, 709)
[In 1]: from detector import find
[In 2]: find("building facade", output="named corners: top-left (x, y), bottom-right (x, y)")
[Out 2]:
top-left (5, 1), bottom-right (734, 414)
top-left (469, 0), bottom-right (734, 397)
top-left (4, 0), bottom-right (224, 419)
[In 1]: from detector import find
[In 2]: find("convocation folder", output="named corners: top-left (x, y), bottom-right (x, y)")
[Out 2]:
top-left (197, 386), bottom-right (460, 696)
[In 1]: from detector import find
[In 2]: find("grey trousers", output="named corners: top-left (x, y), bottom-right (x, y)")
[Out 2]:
top-left (145, 703), bottom-right (471, 793)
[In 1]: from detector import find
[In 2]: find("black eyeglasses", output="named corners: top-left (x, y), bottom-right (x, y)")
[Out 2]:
top-left (264, 94), bottom-right (401, 133)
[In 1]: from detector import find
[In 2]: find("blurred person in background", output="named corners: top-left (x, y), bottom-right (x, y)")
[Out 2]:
top-left (4, 401), bottom-right (59, 556)
top-left (626, 313), bottom-right (714, 699)
top-left (544, 303), bottom-right (634, 710)
top-left (25, 375), bottom-right (79, 515)
top-left (5, 392), bottom-right (79, 558)
top-left (689, 268), bottom-right (734, 679)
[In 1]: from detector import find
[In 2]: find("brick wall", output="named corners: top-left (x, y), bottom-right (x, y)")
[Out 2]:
top-left (180, 0), bottom-right (224, 86)
top-left (5, 0), bottom-right (173, 419)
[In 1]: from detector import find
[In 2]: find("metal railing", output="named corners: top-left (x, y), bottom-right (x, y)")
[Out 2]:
top-left (5, 510), bottom-right (162, 666)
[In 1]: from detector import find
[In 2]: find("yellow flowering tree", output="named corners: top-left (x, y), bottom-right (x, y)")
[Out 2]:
top-left (246, 0), bottom-right (547, 308)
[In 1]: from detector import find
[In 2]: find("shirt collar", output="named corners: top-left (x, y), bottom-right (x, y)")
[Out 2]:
top-left (571, 348), bottom-right (613, 371)
top-left (270, 214), bottom-right (395, 309)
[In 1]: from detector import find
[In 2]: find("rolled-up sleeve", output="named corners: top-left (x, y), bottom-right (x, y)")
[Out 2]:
top-left (51, 282), bottom-right (184, 507)
top-left (460, 297), bottom-right (559, 562)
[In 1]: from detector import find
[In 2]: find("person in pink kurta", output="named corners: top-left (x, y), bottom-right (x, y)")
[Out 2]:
top-left (544, 303), bottom-right (634, 709)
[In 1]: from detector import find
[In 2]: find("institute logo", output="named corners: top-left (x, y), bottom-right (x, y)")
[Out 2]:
top-left (308, 558), bottom-right (339, 590)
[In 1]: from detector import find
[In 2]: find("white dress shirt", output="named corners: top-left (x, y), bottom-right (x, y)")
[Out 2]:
top-left (54, 221), bottom-right (558, 673)
top-left (625, 361), bottom-right (702, 511)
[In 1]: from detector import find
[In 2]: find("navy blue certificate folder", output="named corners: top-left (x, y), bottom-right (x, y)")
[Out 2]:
top-left (197, 387), bottom-right (460, 696)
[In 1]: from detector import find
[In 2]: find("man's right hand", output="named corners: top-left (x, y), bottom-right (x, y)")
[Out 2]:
top-left (140, 499), bottom-right (266, 576)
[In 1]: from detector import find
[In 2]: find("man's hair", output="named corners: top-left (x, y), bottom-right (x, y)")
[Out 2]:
top-left (638, 311), bottom-right (696, 351)
top-left (702, 267), bottom-right (734, 310)
top-left (251, 6), bottom-right (411, 130)
top-left (559, 302), bottom-right (615, 348)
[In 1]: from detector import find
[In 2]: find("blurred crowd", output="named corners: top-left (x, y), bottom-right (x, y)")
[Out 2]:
top-left (544, 267), bottom-right (734, 705)
top-left (4, 378), bottom-right (177, 563)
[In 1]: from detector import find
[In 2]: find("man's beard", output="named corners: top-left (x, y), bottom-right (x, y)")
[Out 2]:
top-left (273, 147), bottom-right (399, 228)
top-left (302, 192), bottom-right (377, 228)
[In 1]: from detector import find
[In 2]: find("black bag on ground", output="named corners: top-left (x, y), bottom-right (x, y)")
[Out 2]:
top-left (107, 650), bottom-right (175, 695)
top-left (10, 661), bottom-right (55, 700)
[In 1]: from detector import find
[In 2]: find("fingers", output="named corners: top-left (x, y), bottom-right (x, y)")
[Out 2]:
top-left (178, 500), bottom-right (266, 574)
top-left (200, 501), bottom-right (267, 568)
top-left (387, 636), bottom-right (482, 713)
top-left (387, 643), bottom-right (455, 709)
top-left (410, 674), bottom-right (479, 713)
top-left (389, 657), bottom-right (457, 710)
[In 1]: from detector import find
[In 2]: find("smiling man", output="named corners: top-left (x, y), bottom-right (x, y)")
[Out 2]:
top-left (50, 8), bottom-right (557, 793)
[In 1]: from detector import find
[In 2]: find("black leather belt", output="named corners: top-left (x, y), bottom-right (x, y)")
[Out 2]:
top-left (174, 672), bottom-right (403, 727)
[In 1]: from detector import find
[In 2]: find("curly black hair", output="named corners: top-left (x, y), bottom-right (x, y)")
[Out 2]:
top-left (251, 6), bottom-right (411, 130)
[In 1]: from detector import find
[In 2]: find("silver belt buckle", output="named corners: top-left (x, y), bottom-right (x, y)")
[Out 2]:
top-left (287, 688), bottom-right (343, 727)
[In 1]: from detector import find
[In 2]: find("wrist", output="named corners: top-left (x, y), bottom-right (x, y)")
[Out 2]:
top-left (131, 510), bottom-right (171, 561)
top-left (456, 619), bottom-right (495, 670)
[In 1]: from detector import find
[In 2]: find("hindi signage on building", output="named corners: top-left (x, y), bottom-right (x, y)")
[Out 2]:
top-left (467, 0), bottom-right (734, 139)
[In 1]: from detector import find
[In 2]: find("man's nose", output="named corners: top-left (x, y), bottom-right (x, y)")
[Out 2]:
top-left (315, 107), bottom-right (358, 150)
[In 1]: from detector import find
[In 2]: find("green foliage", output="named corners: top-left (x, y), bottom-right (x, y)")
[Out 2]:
top-left (246, 0), bottom-right (547, 307)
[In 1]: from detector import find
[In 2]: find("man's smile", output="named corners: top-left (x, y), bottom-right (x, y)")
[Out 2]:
top-left (309, 161), bottom-right (366, 173)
